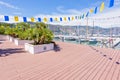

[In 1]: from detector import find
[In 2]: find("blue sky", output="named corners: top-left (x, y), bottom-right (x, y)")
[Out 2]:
top-left (0, 0), bottom-right (108, 17)
top-left (0, 0), bottom-right (120, 27)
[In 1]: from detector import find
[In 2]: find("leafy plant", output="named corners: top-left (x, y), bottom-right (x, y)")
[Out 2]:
top-left (18, 28), bottom-right (33, 40)
top-left (0, 26), bottom-right (5, 34)
top-left (30, 22), bottom-right (54, 45)
top-left (16, 22), bottom-right (30, 31)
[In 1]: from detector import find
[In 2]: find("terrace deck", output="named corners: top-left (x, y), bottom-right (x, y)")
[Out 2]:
top-left (0, 35), bottom-right (120, 80)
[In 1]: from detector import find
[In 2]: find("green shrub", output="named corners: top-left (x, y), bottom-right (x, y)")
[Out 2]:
top-left (30, 22), bottom-right (54, 45)
top-left (3, 22), bottom-right (54, 45)
top-left (0, 26), bottom-right (5, 34)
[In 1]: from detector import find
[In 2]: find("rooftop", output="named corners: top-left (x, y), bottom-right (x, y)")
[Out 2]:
top-left (0, 35), bottom-right (120, 80)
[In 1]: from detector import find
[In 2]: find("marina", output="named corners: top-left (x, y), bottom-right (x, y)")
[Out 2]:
top-left (0, 0), bottom-right (120, 80)
top-left (54, 35), bottom-right (120, 49)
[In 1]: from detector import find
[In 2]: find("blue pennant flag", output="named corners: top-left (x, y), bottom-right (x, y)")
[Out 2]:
top-left (94, 7), bottom-right (97, 14)
top-left (80, 16), bottom-right (81, 19)
top-left (23, 17), bottom-right (27, 22)
top-left (68, 17), bottom-right (70, 21)
top-left (86, 12), bottom-right (89, 17)
top-left (109, 0), bottom-right (114, 7)
top-left (75, 16), bottom-right (77, 19)
top-left (82, 14), bottom-right (84, 19)
top-left (4, 16), bottom-right (9, 21)
top-left (50, 18), bottom-right (53, 22)
top-left (38, 18), bottom-right (41, 22)
top-left (60, 17), bottom-right (62, 21)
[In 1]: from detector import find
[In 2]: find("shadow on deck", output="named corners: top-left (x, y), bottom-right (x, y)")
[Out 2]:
top-left (0, 48), bottom-right (25, 57)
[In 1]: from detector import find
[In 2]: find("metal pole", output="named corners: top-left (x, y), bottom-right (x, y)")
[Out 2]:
top-left (92, 20), bottom-right (94, 37)
top-left (86, 17), bottom-right (88, 39)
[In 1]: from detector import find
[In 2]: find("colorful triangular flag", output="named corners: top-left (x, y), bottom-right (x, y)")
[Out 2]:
top-left (38, 18), bottom-right (41, 22)
top-left (14, 16), bottom-right (19, 21)
top-left (100, 2), bottom-right (105, 12)
top-left (23, 17), bottom-right (27, 22)
top-left (86, 12), bottom-right (89, 17)
top-left (82, 14), bottom-right (84, 18)
top-left (64, 17), bottom-right (67, 21)
top-left (50, 18), bottom-right (53, 22)
top-left (71, 17), bottom-right (74, 20)
top-left (43, 18), bottom-right (47, 22)
top-left (4, 16), bottom-right (9, 21)
top-left (109, 0), bottom-right (114, 7)
top-left (94, 7), bottom-right (97, 14)
top-left (31, 17), bottom-right (34, 22)
top-left (54, 17), bottom-right (58, 21)
top-left (90, 9), bottom-right (94, 13)
top-left (60, 17), bottom-right (62, 21)
top-left (68, 17), bottom-right (70, 21)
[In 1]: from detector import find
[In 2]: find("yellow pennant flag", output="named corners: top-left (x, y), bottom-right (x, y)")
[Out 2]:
top-left (90, 9), bottom-right (94, 13)
top-left (54, 17), bottom-right (58, 21)
top-left (44, 18), bottom-right (47, 22)
top-left (64, 17), bottom-right (67, 21)
top-left (31, 17), bottom-right (35, 22)
top-left (71, 17), bottom-right (74, 20)
top-left (100, 2), bottom-right (105, 12)
top-left (14, 16), bottom-right (19, 21)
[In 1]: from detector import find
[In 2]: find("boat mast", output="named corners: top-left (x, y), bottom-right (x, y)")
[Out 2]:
top-left (86, 17), bottom-right (88, 39)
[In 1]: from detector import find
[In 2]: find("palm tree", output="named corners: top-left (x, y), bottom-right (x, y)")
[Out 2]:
top-left (30, 22), bottom-right (54, 45)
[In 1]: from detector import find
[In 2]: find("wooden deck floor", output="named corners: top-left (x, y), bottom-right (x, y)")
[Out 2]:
top-left (0, 35), bottom-right (120, 80)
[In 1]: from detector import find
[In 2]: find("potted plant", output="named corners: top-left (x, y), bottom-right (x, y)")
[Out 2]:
top-left (14, 22), bottom-right (33, 46)
top-left (4, 27), bottom-right (16, 42)
top-left (14, 27), bottom-right (33, 46)
top-left (0, 26), bottom-right (5, 35)
top-left (25, 22), bottom-right (54, 54)
top-left (0, 26), bottom-right (6, 40)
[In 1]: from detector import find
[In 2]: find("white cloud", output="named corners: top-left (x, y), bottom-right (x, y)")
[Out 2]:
top-left (0, 1), bottom-right (19, 9)
top-left (13, 12), bottom-right (22, 15)
top-left (115, 0), bottom-right (120, 6)
top-left (88, 6), bottom-right (120, 28)
top-left (56, 6), bottom-right (81, 14)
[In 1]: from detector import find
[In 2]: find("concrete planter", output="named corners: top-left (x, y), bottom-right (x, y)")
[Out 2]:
top-left (6, 35), bottom-right (10, 40)
top-left (14, 38), bottom-right (33, 46)
top-left (9, 36), bottom-right (14, 42)
top-left (0, 35), bottom-right (6, 40)
top-left (25, 43), bottom-right (54, 54)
